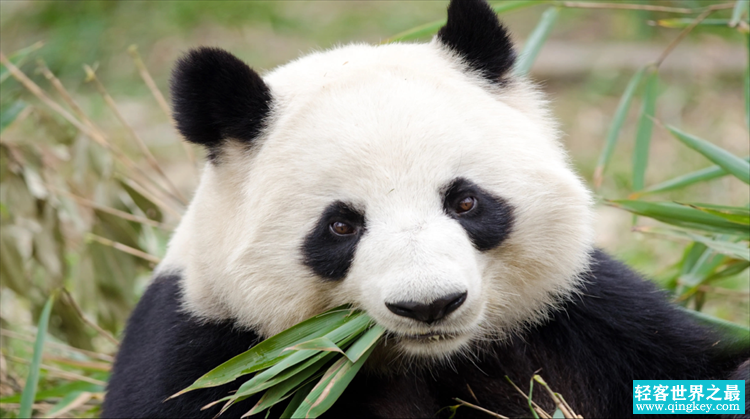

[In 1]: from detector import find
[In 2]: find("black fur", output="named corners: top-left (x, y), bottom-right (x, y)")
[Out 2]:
top-left (170, 47), bottom-right (272, 158)
top-left (443, 177), bottom-right (514, 251)
top-left (103, 251), bottom-right (750, 418)
top-left (437, 0), bottom-right (516, 84)
top-left (302, 201), bottom-right (366, 281)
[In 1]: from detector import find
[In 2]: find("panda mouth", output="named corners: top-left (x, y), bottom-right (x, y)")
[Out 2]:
top-left (401, 332), bottom-right (460, 342)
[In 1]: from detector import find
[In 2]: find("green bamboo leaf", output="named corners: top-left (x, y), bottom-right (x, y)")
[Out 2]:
top-left (729, 0), bottom-right (749, 28)
top-left (678, 307), bottom-right (750, 352)
top-left (294, 345), bottom-right (377, 418)
top-left (635, 226), bottom-right (750, 261)
top-left (280, 380), bottom-right (317, 419)
top-left (632, 68), bottom-right (658, 192)
top-left (681, 248), bottom-right (727, 288)
top-left (219, 314), bottom-right (371, 409)
top-left (684, 203), bottom-right (750, 226)
top-left (19, 292), bottom-right (57, 419)
top-left (172, 306), bottom-right (355, 396)
top-left (344, 324), bottom-right (385, 363)
top-left (607, 200), bottom-right (749, 238)
top-left (666, 124), bottom-right (750, 185)
top-left (45, 391), bottom-right (93, 418)
top-left (0, 382), bottom-right (102, 404)
top-left (0, 100), bottom-right (27, 133)
top-left (636, 158), bottom-right (750, 196)
top-left (243, 358), bottom-right (329, 417)
top-left (284, 337), bottom-right (344, 355)
top-left (225, 351), bottom-right (335, 406)
top-left (594, 67), bottom-right (647, 188)
top-left (553, 408), bottom-right (565, 418)
top-left (0, 42), bottom-right (43, 84)
top-left (745, 58), bottom-right (749, 128)
top-left (513, 7), bottom-right (560, 77)
top-left (707, 260), bottom-right (750, 281)
top-left (383, 1), bottom-right (541, 43)
top-left (654, 18), bottom-right (732, 28)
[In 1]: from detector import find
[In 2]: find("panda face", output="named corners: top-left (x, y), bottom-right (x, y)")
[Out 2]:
top-left (164, 0), bottom-right (595, 360)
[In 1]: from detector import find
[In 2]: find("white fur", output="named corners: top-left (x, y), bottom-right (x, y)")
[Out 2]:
top-left (159, 40), bottom-right (595, 357)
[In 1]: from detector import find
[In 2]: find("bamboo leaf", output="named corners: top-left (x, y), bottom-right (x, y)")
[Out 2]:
top-left (294, 345), bottom-right (377, 418)
top-left (19, 292), bottom-right (57, 419)
top-left (513, 7), bottom-right (560, 77)
top-left (216, 314), bottom-right (371, 410)
top-left (594, 67), bottom-right (647, 188)
top-left (632, 68), bottom-right (658, 192)
top-left (0, 100), bottom-right (27, 133)
top-left (280, 381), bottom-right (317, 419)
top-left (654, 18), bottom-right (732, 28)
top-left (284, 337), bottom-right (344, 355)
top-left (607, 200), bottom-right (750, 238)
top-left (0, 42), bottom-right (43, 84)
top-left (685, 203), bottom-right (750, 226)
top-left (678, 307), bottom-right (750, 352)
top-left (344, 324), bottom-right (385, 363)
top-left (45, 391), bottom-right (93, 418)
top-left (384, 1), bottom-right (540, 43)
top-left (635, 226), bottom-right (749, 261)
top-left (729, 0), bottom-right (749, 28)
top-left (635, 158), bottom-right (750, 196)
top-left (243, 358), bottom-right (329, 417)
top-left (172, 306), bottom-right (355, 396)
top-left (666, 124), bottom-right (750, 185)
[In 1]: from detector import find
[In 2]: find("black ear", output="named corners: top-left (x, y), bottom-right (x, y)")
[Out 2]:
top-left (437, 0), bottom-right (516, 84)
top-left (170, 47), bottom-right (271, 152)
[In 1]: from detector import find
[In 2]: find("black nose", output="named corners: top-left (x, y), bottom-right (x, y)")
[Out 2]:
top-left (386, 292), bottom-right (467, 324)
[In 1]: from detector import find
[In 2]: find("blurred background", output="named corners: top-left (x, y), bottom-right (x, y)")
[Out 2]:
top-left (0, 1), bottom-right (748, 417)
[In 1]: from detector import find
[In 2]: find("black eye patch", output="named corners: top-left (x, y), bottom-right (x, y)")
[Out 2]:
top-left (302, 201), bottom-right (366, 281)
top-left (443, 178), bottom-right (514, 251)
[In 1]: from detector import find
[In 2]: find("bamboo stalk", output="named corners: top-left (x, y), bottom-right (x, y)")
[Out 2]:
top-left (118, 175), bottom-right (183, 220)
top-left (83, 64), bottom-right (188, 205)
top-left (654, 9), bottom-right (714, 68)
top-left (453, 398), bottom-right (509, 419)
top-left (7, 356), bottom-right (107, 386)
top-left (2, 53), bottom-right (183, 217)
top-left (126, 45), bottom-right (199, 173)
top-left (86, 234), bottom-right (161, 264)
top-left (61, 290), bottom-right (120, 347)
top-left (0, 329), bottom-right (114, 362)
top-left (50, 185), bottom-right (169, 229)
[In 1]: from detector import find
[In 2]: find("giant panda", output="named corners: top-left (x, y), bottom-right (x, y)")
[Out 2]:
top-left (102, 0), bottom-right (750, 417)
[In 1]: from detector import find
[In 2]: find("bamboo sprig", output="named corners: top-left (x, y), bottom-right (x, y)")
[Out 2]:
top-left (117, 174), bottom-right (183, 220)
top-left (83, 64), bottom-right (188, 205)
top-left (61, 289), bottom-right (120, 347)
top-left (654, 9), bottom-right (714, 68)
top-left (557, 1), bottom-right (735, 14)
top-left (127, 45), bottom-right (198, 172)
top-left (1, 53), bottom-right (183, 218)
top-left (50, 184), bottom-right (169, 229)
top-left (453, 398), bottom-right (510, 419)
top-left (36, 60), bottom-right (180, 209)
top-left (86, 233), bottom-right (161, 264)
top-left (0, 329), bottom-right (114, 362)
top-left (7, 356), bottom-right (107, 386)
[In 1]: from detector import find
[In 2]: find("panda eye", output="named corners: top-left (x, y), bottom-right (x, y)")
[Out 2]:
top-left (454, 196), bottom-right (477, 215)
top-left (330, 221), bottom-right (356, 236)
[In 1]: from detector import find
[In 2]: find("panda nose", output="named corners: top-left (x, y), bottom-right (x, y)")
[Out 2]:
top-left (386, 292), bottom-right (467, 324)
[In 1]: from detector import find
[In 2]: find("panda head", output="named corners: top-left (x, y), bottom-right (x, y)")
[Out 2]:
top-left (162, 0), bottom-right (595, 361)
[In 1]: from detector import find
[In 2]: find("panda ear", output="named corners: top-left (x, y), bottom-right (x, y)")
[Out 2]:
top-left (437, 0), bottom-right (516, 84)
top-left (170, 47), bottom-right (271, 151)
